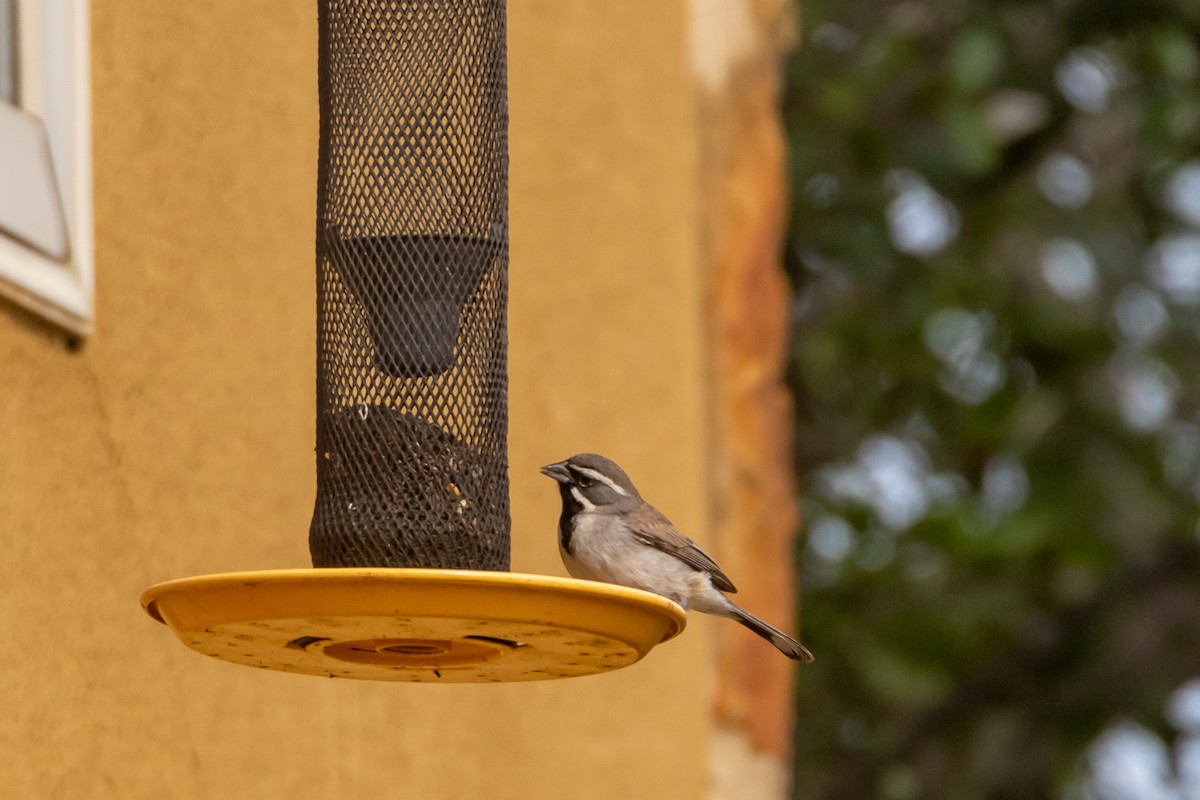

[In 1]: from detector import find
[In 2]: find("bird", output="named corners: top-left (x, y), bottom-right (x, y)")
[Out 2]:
top-left (540, 453), bottom-right (814, 662)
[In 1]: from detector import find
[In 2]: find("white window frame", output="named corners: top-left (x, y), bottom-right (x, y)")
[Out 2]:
top-left (0, 0), bottom-right (92, 336)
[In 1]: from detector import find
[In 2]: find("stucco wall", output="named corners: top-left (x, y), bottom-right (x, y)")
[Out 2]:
top-left (0, 2), bottom-right (718, 797)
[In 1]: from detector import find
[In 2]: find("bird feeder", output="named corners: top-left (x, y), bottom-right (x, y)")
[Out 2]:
top-left (141, 0), bottom-right (684, 682)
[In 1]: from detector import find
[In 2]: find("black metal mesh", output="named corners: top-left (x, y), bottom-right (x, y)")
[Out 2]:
top-left (310, 0), bottom-right (510, 570)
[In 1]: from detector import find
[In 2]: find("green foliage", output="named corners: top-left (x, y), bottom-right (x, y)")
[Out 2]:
top-left (783, 1), bottom-right (1200, 796)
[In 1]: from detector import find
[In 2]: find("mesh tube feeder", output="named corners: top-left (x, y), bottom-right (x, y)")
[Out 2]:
top-left (140, 0), bottom-right (684, 683)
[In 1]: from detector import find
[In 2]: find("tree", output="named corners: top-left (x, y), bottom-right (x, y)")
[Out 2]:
top-left (784, 2), bottom-right (1200, 796)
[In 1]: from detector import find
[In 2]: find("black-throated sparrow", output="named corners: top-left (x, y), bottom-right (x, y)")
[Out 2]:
top-left (541, 453), bottom-right (814, 662)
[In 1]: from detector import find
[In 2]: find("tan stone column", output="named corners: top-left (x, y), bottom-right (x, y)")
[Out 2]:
top-left (691, 2), bottom-right (802, 798)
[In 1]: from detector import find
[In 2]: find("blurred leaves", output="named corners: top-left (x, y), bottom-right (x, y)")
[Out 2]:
top-left (783, 0), bottom-right (1200, 797)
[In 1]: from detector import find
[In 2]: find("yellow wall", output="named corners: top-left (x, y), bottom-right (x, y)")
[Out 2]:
top-left (0, 1), bottom-right (720, 797)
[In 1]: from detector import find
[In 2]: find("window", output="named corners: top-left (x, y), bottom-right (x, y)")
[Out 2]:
top-left (0, 0), bottom-right (92, 335)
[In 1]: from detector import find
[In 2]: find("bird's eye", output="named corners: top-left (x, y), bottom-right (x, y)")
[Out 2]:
top-left (575, 475), bottom-right (594, 489)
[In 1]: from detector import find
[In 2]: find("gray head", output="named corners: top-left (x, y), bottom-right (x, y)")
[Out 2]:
top-left (540, 453), bottom-right (642, 511)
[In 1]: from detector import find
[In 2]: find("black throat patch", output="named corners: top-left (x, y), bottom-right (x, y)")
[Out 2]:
top-left (557, 483), bottom-right (584, 554)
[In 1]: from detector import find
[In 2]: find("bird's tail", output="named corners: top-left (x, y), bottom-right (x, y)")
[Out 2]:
top-left (729, 605), bottom-right (814, 663)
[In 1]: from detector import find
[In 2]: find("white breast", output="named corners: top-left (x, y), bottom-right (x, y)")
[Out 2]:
top-left (559, 512), bottom-right (715, 609)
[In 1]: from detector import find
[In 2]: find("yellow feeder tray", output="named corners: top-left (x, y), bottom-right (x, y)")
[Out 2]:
top-left (141, 569), bottom-right (686, 683)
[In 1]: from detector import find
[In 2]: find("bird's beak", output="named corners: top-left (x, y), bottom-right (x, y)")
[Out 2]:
top-left (539, 461), bottom-right (572, 483)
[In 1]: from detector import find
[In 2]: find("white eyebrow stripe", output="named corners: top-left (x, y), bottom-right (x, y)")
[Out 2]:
top-left (570, 486), bottom-right (595, 510)
top-left (573, 466), bottom-right (629, 496)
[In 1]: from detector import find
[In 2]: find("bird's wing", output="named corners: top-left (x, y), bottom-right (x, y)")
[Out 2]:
top-left (627, 506), bottom-right (738, 594)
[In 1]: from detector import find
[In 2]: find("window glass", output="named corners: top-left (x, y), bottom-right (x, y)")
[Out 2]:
top-left (0, 0), bottom-right (16, 105)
